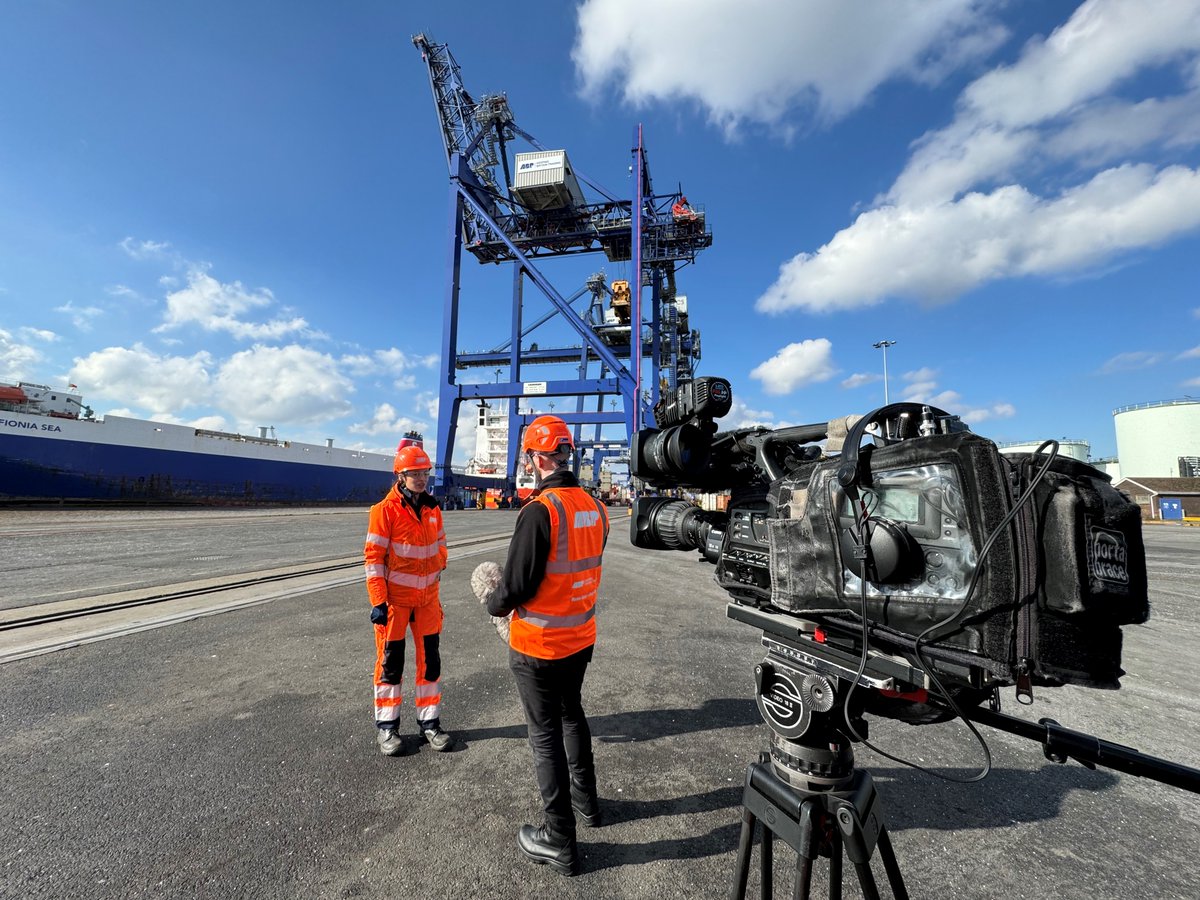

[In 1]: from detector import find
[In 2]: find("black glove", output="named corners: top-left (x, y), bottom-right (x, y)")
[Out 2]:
top-left (370, 603), bottom-right (388, 626)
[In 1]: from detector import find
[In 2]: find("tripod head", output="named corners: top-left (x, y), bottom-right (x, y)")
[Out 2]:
top-left (755, 640), bottom-right (863, 792)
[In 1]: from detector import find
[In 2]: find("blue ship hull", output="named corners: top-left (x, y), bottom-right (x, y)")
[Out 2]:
top-left (0, 432), bottom-right (395, 504)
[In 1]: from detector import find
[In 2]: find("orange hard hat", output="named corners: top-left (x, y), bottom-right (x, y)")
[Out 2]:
top-left (394, 444), bottom-right (432, 474)
top-left (522, 415), bottom-right (574, 453)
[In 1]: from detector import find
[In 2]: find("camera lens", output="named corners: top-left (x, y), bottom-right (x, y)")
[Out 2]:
top-left (640, 423), bottom-right (711, 481)
top-left (631, 497), bottom-right (726, 553)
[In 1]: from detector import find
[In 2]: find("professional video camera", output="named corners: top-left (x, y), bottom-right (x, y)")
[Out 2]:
top-left (630, 377), bottom-right (1192, 898)
top-left (633, 375), bottom-right (1149, 700)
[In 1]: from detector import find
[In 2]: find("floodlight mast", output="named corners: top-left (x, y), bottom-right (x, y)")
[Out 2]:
top-left (872, 339), bottom-right (897, 405)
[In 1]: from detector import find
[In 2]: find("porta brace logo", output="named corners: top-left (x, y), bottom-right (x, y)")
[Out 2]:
top-left (1087, 522), bottom-right (1130, 586)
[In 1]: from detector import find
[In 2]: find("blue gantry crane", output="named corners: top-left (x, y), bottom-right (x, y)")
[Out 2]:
top-left (412, 34), bottom-right (711, 499)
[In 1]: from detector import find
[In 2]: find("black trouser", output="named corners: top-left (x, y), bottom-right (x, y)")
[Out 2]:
top-left (509, 645), bottom-right (595, 839)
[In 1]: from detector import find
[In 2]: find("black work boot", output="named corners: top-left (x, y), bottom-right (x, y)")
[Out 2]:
top-left (517, 824), bottom-right (580, 876)
top-left (420, 724), bottom-right (453, 752)
top-left (570, 778), bottom-right (602, 828)
top-left (376, 726), bottom-right (404, 757)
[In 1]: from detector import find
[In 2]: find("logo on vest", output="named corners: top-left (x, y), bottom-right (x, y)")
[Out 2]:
top-left (574, 509), bottom-right (600, 528)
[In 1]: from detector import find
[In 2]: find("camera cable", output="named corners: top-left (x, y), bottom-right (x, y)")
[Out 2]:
top-left (838, 441), bottom-right (1059, 783)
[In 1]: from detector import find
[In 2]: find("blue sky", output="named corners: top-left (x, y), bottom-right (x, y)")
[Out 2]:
top-left (2, 0), bottom-right (1199, 465)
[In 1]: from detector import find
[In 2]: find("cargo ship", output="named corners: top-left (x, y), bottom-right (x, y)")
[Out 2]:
top-left (0, 381), bottom-right (398, 504)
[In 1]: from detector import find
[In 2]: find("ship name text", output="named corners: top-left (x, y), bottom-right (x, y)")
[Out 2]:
top-left (2, 419), bottom-right (62, 433)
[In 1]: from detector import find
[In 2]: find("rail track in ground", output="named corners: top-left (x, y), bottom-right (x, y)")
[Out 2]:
top-left (0, 530), bottom-right (514, 663)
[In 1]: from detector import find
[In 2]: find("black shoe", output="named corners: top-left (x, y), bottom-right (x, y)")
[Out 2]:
top-left (570, 779), bottom-right (602, 828)
top-left (517, 824), bottom-right (580, 876)
top-left (420, 725), bottom-right (453, 752)
top-left (376, 727), bottom-right (404, 757)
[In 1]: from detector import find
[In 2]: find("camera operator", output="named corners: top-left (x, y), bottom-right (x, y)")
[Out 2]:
top-left (485, 415), bottom-right (610, 877)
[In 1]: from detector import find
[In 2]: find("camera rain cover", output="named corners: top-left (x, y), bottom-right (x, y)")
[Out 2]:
top-left (763, 431), bottom-right (1149, 689)
top-left (766, 432), bottom-right (1020, 656)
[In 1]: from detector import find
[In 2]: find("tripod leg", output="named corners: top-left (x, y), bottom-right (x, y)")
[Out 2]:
top-left (761, 826), bottom-right (773, 900)
top-left (793, 801), bottom-right (818, 900)
top-left (730, 807), bottom-right (757, 900)
top-left (852, 860), bottom-right (882, 900)
top-left (828, 831), bottom-right (842, 900)
top-left (874, 827), bottom-right (909, 900)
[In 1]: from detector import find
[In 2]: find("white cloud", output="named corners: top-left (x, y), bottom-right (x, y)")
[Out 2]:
top-left (119, 237), bottom-right (172, 261)
top-left (349, 402), bottom-right (429, 437)
top-left (155, 267), bottom-right (308, 340)
top-left (749, 0), bottom-right (1200, 311)
top-left (902, 381), bottom-right (941, 401)
top-left (452, 401), bottom-right (479, 466)
top-left (893, 369), bottom-right (1015, 425)
top-left (375, 348), bottom-right (439, 372)
top-left (1099, 350), bottom-right (1167, 373)
top-left (342, 348), bottom-right (440, 379)
top-left (904, 367), bottom-right (938, 382)
top-left (891, 0), bottom-right (1200, 206)
top-left (54, 301), bottom-right (105, 331)
top-left (69, 344), bottom-right (213, 414)
top-left (749, 338), bottom-right (836, 395)
top-left (105, 284), bottom-right (148, 303)
top-left (1045, 92), bottom-right (1200, 168)
top-left (1177, 345), bottom-right (1200, 360)
top-left (18, 327), bottom-right (58, 343)
top-left (213, 344), bottom-right (354, 425)
top-left (968, 402), bottom-right (1017, 424)
top-left (757, 164), bottom-right (1200, 312)
top-left (841, 372), bottom-right (880, 390)
top-left (415, 391), bottom-right (439, 421)
top-left (183, 414), bottom-right (229, 431)
top-left (573, 0), bottom-right (1005, 134)
top-left (724, 397), bottom-right (779, 429)
top-left (0, 328), bottom-right (42, 381)
top-left (960, 0), bottom-right (1200, 132)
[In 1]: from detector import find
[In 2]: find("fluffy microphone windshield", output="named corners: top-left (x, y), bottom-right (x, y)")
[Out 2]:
top-left (471, 561), bottom-right (510, 642)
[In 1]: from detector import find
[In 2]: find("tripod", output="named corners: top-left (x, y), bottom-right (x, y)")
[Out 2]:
top-left (730, 748), bottom-right (907, 900)
top-left (731, 644), bottom-right (908, 900)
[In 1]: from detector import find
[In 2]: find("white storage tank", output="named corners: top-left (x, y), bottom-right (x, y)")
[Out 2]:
top-left (997, 439), bottom-right (1091, 463)
top-left (511, 150), bottom-right (586, 211)
top-left (1113, 399), bottom-right (1200, 477)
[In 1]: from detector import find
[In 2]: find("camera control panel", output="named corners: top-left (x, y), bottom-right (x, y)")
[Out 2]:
top-left (716, 502), bottom-right (772, 596)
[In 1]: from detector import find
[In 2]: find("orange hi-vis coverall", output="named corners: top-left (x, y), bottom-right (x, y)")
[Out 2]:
top-left (364, 485), bottom-right (448, 728)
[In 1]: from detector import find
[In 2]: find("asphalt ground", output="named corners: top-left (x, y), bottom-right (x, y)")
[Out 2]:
top-left (1, 509), bottom-right (1199, 899)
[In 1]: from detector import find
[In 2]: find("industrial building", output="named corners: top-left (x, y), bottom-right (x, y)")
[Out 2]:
top-left (1113, 399), bottom-right (1200, 478)
top-left (1108, 399), bottom-right (1200, 520)
top-left (997, 440), bottom-right (1091, 462)
top-left (1113, 477), bottom-right (1200, 521)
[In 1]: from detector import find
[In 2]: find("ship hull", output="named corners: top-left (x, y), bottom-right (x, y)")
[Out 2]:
top-left (1, 412), bottom-right (395, 504)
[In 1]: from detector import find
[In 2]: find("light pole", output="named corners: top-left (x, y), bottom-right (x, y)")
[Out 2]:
top-left (872, 340), bottom-right (897, 405)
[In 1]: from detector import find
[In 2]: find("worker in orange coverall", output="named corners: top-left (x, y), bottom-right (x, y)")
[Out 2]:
top-left (364, 444), bottom-right (452, 755)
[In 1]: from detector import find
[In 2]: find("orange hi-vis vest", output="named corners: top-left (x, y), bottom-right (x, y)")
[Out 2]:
top-left (509, 487), bottom-right (609, 660)
top-left (364, 486), bottom-right (448, 608)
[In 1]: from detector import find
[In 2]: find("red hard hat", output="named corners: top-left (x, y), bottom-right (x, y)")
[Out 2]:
top-left (522, 415), bottom-right (574, 453)
top-left (394, 444), bottom-right (432, 474)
